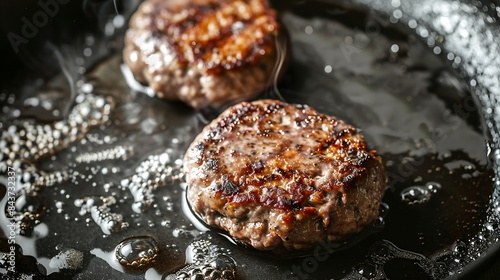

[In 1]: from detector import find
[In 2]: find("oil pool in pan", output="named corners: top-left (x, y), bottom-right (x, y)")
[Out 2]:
top-left (0, 1), bottom-right (499, 279)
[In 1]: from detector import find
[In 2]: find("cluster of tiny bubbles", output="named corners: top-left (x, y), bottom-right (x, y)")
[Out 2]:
top-left (438, 197), bottom-right (500, 269)
top-left (164, 238), bottom-right (237, 280)
top-left (493, 198), bottom-right (500, 219)
top-left (114, 236), bottom-right (160, 269)
top-left (1, 161), bottom-right (69, 236)
top-left (0, 92), bottom-right (113, 168)
top-left (442, 234), bottom-right (491, 271)
top-left (75, 144), bottom-right (134, 163)
top-left (400, 181), bottom-right (442, 205)
top-left (345, 240), bottom-right (447, 279)
top-left (1, 161), bottom-right (67, 192)
top-left (485, 201), bottom-right (500, 243)
top-left (0, 90), bottom-right (113, 236)
top-left (1, 88), bottom-right (117, 236)
top-left (85, 132), bottom-right (116, 144)
top-left (450, 240), bottom-right (468, 263)
top-left (119, 149), bottom-right (184, 214)
top-left (74, 196), bottom-right (128, 235)
top-left (48, 248), bottom-right (84, 270)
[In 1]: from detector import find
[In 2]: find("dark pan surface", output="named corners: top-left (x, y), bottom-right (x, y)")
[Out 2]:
top-left (0, 0), bottom-right (500, 279)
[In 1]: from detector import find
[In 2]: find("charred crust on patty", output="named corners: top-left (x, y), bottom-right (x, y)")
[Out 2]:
top-left (123, 0), bottom-right (289, 108)
top-left (144, 0), bottom-right (278, 74)
top-left (184, 100), bottom-right (386, 252)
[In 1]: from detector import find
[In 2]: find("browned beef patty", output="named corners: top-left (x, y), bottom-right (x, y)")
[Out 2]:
top-left (123, 0), bottom-right (286, 108)
top-left (183, 100), bottom-right (387, 252)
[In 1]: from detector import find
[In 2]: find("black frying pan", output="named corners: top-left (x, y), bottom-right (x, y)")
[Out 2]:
top-left (0, 0), bottom-right (499, 279)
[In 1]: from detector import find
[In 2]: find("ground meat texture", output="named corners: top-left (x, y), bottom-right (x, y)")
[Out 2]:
top-left (123, 0), bottom-right (286, 109)
top-left (183, 100), bottom-right (387, 252)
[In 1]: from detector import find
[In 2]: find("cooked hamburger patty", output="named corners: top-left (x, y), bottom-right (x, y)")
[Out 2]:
top-left (184, 100), bottom-right (386, 252)
top-left (123, 0), bottom-right (286, 108)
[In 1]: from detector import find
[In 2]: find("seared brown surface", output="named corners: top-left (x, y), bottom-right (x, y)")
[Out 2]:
top-left (123, 0), bottom-right (286, 108)
top-left (184, 100), bottom-right (387, 252)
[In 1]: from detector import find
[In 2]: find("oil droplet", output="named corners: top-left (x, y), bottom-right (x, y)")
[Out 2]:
top-left (373, 217), bottom-right (385, 229)
top-left (408, 19), bottom-right (417, 29)
top-left (390, 44), bottom-right (399, 53)
top-left (115, 236), bottom-right (160, 269)
top-left (123, 150), bottom-right (182, 213)
top-left (425, 181), bottom-right (442, 193)
top-left (401, 186), bottom-right (431, 205)
top-left (379, 202), bottom-right (390, 217)
top-left (392, 9), bottom-right (402, 20)
top-left (433, 46), bottom-right (442, 55)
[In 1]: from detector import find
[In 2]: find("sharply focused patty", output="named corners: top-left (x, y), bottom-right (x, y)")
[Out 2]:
top-left (123, 0), bottom-right (286, 108)
top-left (184, 100), bottom-right (387, 252)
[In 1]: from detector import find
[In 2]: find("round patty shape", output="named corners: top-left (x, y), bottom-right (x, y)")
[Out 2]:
top-left (184, 100), bottom-right (387, 252)
top-left (123, 0), bottom-right (284, 109)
